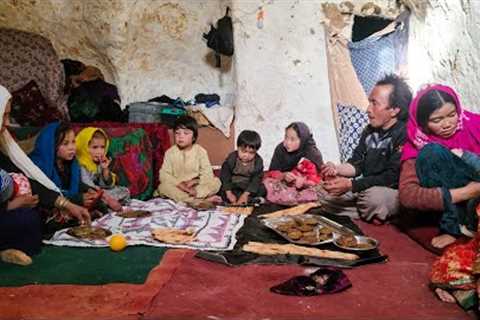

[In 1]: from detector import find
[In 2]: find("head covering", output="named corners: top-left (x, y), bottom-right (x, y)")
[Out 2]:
top-left (0, 169), bottom-right (14, 203)
top-left (76, 127), bottom-right (110, 173)
top-left (272, 122), bottom-right (323, 172)
top-left (29, 122), bottom-right (80, 197)
top-left (0, 85), bottom-right (60, 192)
top-left (402, 84), bottom-right (480, 161)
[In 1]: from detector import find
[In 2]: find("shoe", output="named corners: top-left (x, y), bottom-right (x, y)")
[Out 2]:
top-left (250, 197), bottom-right (266, 206)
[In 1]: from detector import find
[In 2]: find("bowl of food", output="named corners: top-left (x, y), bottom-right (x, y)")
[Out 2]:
top-left (332, 233), bottom-right (378, 251)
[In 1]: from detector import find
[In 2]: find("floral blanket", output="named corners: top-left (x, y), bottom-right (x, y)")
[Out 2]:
top-left (44, 198), bottom-right (246, 251)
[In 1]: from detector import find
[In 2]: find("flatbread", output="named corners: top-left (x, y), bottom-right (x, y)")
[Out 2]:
top-left (242, 241), bottom-right (359, 261)
top-left (218, 206), bottom-right (254, 216)
top-left (67, 226), bottom-right (112, 240)
top-left (152, 228), bottom-right (196, 244)
top-left (259, 202), bottom-right (320, 219)
top-left (117, 210), bottom-right (151, 218)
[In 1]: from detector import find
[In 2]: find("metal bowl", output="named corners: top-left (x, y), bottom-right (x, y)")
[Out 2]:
top-left (332, 233), bottom-right (378, 251)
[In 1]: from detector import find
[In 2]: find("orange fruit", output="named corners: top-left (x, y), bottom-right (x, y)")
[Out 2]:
top-left (109, 234), bottom-right (127, 252)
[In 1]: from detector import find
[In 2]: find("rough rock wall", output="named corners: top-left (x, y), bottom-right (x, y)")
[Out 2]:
top-left (232, 0), bottom-right (340, 163)
top-left (408, 0), bottom-right (480, 110)
top-left (0, 0), bottom-right (234, 105)
top-left (3, 0), bottom-right (478, 163)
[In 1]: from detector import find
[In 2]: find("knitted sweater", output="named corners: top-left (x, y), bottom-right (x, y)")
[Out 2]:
top-left (398, 159), bottom-right (443, 211)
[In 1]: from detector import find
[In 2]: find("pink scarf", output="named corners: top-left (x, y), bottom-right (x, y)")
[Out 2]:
top-left (401, 84), bottom-right (480, 161)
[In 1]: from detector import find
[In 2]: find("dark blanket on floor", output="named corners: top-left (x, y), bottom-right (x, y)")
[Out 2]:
top-left (196, 204), bottom-right (387, 267)
top-left (0, 245), bottom-right (167, 286)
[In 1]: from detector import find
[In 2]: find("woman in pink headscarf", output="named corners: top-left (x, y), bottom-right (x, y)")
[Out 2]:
top-left (399, 84), bottom-right (480, 306)
top-left (399, 84), bottom-right (480, 248)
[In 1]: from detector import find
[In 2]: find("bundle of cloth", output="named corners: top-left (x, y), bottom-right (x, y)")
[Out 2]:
top-left (264, 122), bottom-right (323, 206)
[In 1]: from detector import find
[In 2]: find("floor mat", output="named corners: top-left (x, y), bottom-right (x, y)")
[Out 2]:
top-left (0, 249), bottom-right (188, 320)
top-left (145, 223), bottom-right (471, 320)
top-left (0, 245), bottom-right (167, 286)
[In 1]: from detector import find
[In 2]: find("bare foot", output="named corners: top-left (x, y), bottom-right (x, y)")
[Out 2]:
top-left (431, 234), bottom-right (456, 249)
top-left (0, 249), bottom-right (32, 266)
top-left (435, 288), bottom-right (456, 303)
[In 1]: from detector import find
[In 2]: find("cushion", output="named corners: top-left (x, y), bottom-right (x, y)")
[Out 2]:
top-left (105, 127), bottom-right (154, 200)
top-left (10, 80), bottom-right (63, 127)
top-left (337, 104), bottom-right (369, 162)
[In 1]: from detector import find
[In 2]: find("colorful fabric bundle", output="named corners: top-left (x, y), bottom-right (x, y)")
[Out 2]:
top-left (291, 158), bottom-right (322, 185)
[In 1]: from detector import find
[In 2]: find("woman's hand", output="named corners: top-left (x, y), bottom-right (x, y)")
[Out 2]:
top-left (83, 189), bottom-right (100, 208)
top-left (451, 181), bottom-right (480, 203)
top-left (451, 148), bottom-right (464, 158)
top-left (7, 195), bottom-right (39, 210)
top-left (64, 201), bottom-right (91, 225)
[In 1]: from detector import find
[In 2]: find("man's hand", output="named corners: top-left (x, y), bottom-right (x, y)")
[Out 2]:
top-left (320, 162), bottom-right (338, 178)
top-left (323, 177), bottom-right (352, 196)
top-left (7, 195), bottom-right (39, 210)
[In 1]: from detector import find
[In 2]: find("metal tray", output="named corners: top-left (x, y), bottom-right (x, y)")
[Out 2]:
top-left (262, 214), bottom-right (335, 246)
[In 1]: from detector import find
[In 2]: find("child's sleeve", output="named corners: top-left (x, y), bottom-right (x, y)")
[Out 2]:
top-left (246, 156), bottom-right (264, 194)
top-left (197, 148), bottom-right (219, 198)
top-left (220, 153), bottom-right (234, 192)
top-left (461, 151), bottom-right (480, 173)
top-left (159, 150), bottom-right (180, 186)
top-left (98, 169), bottom-right (115, 188)
top-left (80, 167), bottom-right (97, 188)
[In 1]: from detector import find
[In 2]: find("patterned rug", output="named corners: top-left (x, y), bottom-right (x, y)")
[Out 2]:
top-left (44, 198), bottom-right (245, 251)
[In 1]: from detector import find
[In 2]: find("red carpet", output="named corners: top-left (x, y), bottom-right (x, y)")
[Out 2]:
top-left (0, 223), bottom-right (472, 320)
top-left (0, 249), bottom-right (187, 320)
top-left (144, 222), bottom-right (471, 320)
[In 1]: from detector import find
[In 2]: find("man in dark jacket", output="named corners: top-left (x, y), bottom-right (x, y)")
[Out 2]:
top-left (319, 74), bottom-right (413, 223)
